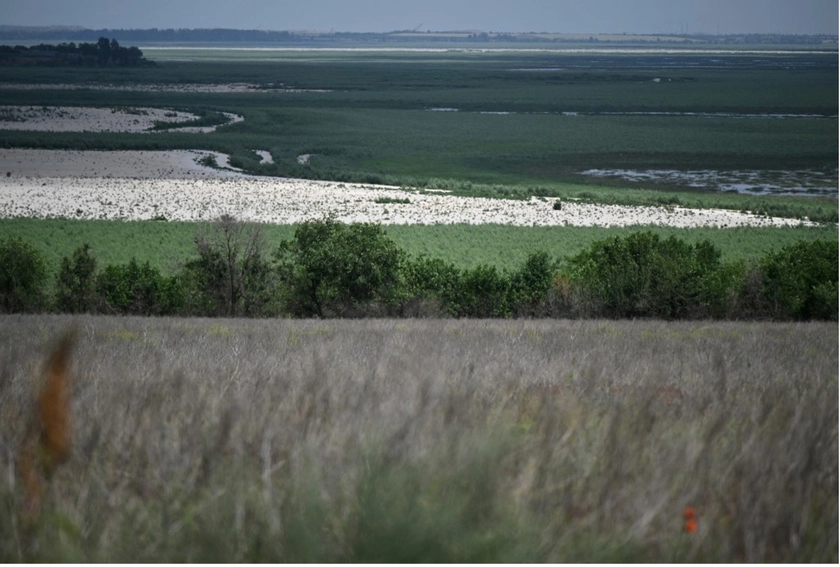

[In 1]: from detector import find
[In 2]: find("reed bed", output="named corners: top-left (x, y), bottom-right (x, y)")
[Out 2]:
top-left (0, 315), bottom-right (836, 561)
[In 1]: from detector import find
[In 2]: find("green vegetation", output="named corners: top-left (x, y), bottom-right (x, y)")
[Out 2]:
top-left (55, 243), bottom-right (97, 313)
top-left (1, 316), bottom-right (836, 561)
top-left (0, 217), bottom-right (835, 274)
top-left (561, 233), bottom-right (838, 320)
top-left (0, 222), bottom-right (836, 320)
top-left (94, 258), bottom-right (183, 316)
top-left (0, 37), bottom-right (149, 66)
top-left (275, 218), bottom-right (404, 317)
top-left (148, 108), bottom-right (230, 131)
top-left (565, 232), bottom-right (725, 319)
top-left (181, 215), bottom-right (275, 317)
top-left (2, 27), bottom-right (834, 46)
top-left (0, 236), bottom-right (48, 312)
top-left (759, 240), bottom-right (839, 320)
top-left (373, 196), bottom-right (411, 205)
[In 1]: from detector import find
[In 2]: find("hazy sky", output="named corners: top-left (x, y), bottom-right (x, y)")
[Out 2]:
top-left (2, 0), bottom-right (837, 35)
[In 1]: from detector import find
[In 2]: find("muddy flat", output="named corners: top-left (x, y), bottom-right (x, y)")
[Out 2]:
top-left (0, 149), bottom-right (819, 227)
top-left (0, 105), bottom-right (243, 134)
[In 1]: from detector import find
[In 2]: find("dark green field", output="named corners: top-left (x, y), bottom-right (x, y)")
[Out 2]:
top-left (1, 48), bottom-right (836, 200)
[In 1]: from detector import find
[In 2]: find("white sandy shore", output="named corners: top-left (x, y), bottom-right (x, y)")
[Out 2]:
top-left (0, 149), bottom-right (818, 228)
top-left (0, 83), bottom-right (330, 93)
top-left (0, 106), bottom-right (243, 134)
top-left (0, 149), bottom-right (243, 178)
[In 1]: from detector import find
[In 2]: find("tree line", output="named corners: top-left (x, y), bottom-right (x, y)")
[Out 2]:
top-left (1, 216), bottom-right (836, 321)
top-left (0, 37), bottom-right (150, 66)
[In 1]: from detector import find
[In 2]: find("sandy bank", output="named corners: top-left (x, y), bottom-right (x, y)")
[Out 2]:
top-left (0, 83), bottom-right (330, 93)
top-left (0, 106), bottom-right (243, 134)
top-left (0, 149), bottom-right (819, 228)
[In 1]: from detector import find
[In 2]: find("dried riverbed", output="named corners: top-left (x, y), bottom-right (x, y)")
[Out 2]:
top-left (0, 105), bottom-right (243, 133)
top-left (0, 149), bottom-right (819, 227)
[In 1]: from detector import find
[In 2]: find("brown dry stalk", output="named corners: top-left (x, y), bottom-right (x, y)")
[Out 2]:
top-left (17, 437), bottom-right (43, 527)
top-left (38, 331), bottom-right (75, 471)
top-left (17, 329), bottom-right (76, 526)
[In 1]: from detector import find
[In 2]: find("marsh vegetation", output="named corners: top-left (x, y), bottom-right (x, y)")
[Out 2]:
top-left (0, 47), bottom-right (836, 222)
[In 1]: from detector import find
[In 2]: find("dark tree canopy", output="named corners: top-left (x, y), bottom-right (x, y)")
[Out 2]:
top-left (274, 217), bottom-right (405, 318)
top-left (0, 37), bottom-right (150, 66)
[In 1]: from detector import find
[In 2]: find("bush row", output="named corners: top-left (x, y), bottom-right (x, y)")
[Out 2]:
top-left (1, 217), bottom-right (836, 320)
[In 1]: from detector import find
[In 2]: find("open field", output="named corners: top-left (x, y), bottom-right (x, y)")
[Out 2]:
top-left (0, 315), bottom-right (836, 561)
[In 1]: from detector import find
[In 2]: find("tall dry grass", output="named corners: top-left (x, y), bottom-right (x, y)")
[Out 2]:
top-left (0, 315), bottom-right (836, 561)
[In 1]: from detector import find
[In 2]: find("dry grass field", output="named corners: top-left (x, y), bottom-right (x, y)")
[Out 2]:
top-left (0, 315), bottom-right (837, 561)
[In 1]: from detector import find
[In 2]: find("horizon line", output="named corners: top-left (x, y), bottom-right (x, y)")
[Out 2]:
top-left (0, 24), bottom-right (837, 37)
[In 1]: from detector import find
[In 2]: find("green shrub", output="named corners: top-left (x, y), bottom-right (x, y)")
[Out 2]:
top-left (55, 243), bottom-right (98, 313)
top-left (509, 251), bottom-right (556, 317)
top-left (454, 264), bottom-right (511, 318)
top-left (96, 258), bottom-right (184, 315)
top-left (374, 196), bottom-right (411, 205)
top-left (180, 245), bottom-right (228, 316)
top-left (399, 255), bottom-right (461, 317)
top-left (760, 240), bottom-right (839, 320)
top-left (0, 236), bottom-right (48, 313)
top-left (198, 154), bottom-right (218, 168)
top-left (275, 218), bottom-right (405, 317)
top-left (181, 216), bottom-right (275, 317)
top-left (564, 231), bottom-right (724, 319)
top-left (696, 259), bottom-right (748, 320)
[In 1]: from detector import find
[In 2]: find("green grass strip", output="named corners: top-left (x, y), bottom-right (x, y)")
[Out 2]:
top-left (1, 217), bottom-right (835, 273)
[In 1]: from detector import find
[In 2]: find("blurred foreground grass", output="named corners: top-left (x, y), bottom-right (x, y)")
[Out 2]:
top-left (0, 315), bottom-right (836, 562)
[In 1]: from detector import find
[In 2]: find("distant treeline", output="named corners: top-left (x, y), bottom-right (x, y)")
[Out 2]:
top-left (0, 37), bottom-right (150, 66)
top-left (0, 26), bottom-right (836, 46)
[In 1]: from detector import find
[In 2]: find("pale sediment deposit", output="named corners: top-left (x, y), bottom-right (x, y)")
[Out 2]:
top-left (0, 106), bottom-right (243, 133)
top-left (0, 149), bottom-right (242, 179)
top-left (0, 149), bottom-right (819, 228)
top-left (254, 150), bottom-right (274, 165)
top-left (0, 83), bottom-right (330, 93)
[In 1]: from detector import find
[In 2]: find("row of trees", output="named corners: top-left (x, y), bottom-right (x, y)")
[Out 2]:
top-left (0, 38), bottom-right (148, 66)
top-left (1, 217), bottom-right (837, 321)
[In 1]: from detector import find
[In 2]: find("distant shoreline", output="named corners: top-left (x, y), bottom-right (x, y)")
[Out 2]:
top-left (0, 26), bottom-right (836, 49)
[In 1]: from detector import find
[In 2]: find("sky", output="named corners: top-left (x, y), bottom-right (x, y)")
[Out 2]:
top-left (1, 0), bottom-right (837, 35)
